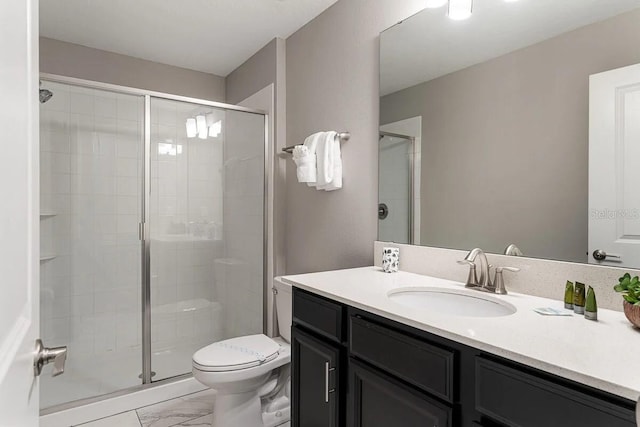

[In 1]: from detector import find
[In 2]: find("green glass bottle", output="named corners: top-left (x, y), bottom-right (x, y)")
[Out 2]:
top-left (585, 286), bottom-right (597, 321)
top-left (574, 282), bottom-right (585, 314)
top-left (564, 281), bottom-right (574, 310)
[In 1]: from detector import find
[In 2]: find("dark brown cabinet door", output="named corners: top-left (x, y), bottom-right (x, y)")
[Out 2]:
top-left (348, 359), bottom-right (452, 427)
top-left (292, 326), bottom-right (341, 427)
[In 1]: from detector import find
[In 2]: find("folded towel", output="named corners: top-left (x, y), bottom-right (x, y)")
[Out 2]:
top-left (318, 132), bottom-right (342, 191)
top-left (302, 132), bottom-right (324, 187)
top-left (292, 145), bottom-right (316, 183)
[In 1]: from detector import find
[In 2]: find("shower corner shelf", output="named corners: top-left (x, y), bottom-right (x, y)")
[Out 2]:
top-left (40, 212), bottom-right (57, 218)
top-left (40, 254), bottom-right (57, 262)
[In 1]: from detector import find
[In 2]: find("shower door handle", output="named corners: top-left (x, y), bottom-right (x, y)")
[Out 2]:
top-left (34, 339), bottom-right (67, 377)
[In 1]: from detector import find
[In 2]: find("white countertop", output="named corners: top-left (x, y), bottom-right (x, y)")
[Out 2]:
top-left (282, 266), bottom-right (640, 401)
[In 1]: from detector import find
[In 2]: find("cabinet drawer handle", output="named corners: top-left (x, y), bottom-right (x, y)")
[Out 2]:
top-left (325, 361), bottom-right (336, 403)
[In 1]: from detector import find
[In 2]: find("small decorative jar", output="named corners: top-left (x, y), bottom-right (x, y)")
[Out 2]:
top-left (382, 247), bottom-right (400, 273)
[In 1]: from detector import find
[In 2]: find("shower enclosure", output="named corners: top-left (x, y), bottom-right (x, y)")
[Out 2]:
top-left (38, 76), bottom-right (267, 410)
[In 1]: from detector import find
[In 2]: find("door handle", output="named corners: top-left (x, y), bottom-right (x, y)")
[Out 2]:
top-left (34, 339), bottom-right (67, 377)
top-left (324, 361), bottom-right (335, 403)
top-left (592, 249), bottom-right (622, 261)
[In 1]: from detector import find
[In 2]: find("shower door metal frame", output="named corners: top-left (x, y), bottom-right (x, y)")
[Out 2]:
top-left (39, 74), bottom-right (270, 408)
top-left (379, 131), bottom-right (416, 245)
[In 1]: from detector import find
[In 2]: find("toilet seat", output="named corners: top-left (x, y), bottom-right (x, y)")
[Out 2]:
top-left (193, 334), bottom-right (280, 372)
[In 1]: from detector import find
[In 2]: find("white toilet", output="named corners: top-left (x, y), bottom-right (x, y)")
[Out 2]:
top-left (192, 277), bottom-right (292, 427)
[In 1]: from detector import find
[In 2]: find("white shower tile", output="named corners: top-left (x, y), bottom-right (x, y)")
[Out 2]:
top-left (117, 158), bottom-right (140, 177)
top-left (117, 96), bottom-right (142, 121)
top-left (94, 96), bottom-right (118, 119)
top-left (117, 135), bottom-right (141, 159)
top-left (52, 173), bottom-right (71, 194)
top-left (95, 195), bottom-right (117, 215)
top-left (94, 315), bottom-right (117, 354)
top-left (94, 175), bottom-right (117, 195)
top-left (69, 113), bottom-right (95, 135)
top-left (41, 109), bottom-right (69, 133)
top-left (69, 92), bottom-right (94, 115)
top-left (71, 294), bottom-right (94, 317)
top-left (117, 196), bottom-right (139, 215)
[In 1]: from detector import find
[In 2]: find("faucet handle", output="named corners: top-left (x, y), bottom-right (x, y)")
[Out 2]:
top-left (493, 266), bottom-right (520, 295)
top-left (457, 260), bottom-right (478, 288)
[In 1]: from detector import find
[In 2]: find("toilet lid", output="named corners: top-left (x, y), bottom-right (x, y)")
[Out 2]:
top-left (193, 334), bottom-right (280, 372)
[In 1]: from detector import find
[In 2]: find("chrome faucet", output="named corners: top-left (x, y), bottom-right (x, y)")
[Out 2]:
top-left (458, 248), bottom-right (520, 294)
top-left (458, 248), bottom-right (492, 290)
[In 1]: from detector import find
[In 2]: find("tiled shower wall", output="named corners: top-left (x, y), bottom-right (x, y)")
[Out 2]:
top-left (40, 82), bottom-right (144, 406)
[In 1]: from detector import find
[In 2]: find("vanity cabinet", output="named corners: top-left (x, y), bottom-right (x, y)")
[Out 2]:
top-left (292, 289), bottom-right (346, 427)
top-left (291, 288), bottom-right (636, 427)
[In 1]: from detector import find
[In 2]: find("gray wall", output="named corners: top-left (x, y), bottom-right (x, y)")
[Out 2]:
top-left (226, 39), bottom-right (278, 105)
top-left (40, 37), bottom-right (225, 101)
top-left (285, 0), bottom-right (426, 274)
top-left (380, 9), bottom-right (640, 263)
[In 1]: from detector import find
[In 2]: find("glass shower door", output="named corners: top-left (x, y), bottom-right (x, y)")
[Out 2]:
top-left (378, 133), bottom-right (414, 244)
top-left (148, 98), bottom-right (265, 381)
top-left (39, 81), bottom-right (144, 408)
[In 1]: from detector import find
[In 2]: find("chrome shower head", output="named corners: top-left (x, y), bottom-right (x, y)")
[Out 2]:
top-left (39, 88), bottom-right (53, 104)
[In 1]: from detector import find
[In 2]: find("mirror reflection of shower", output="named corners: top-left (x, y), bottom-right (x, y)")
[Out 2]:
top-left (378, 131), bottom-right (415, 245)
top-left (39, 81), bottom-right (53, 103)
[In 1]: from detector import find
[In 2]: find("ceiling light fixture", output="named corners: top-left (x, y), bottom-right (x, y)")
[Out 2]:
top-left (448, 0), bottom-right (473, 20)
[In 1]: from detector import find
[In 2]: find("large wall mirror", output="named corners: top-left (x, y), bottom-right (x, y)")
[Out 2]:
top-left (379, 0), bottom-right (640, 268)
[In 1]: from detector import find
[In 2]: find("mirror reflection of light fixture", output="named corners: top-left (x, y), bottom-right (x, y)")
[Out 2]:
top-left (205, 112), bottom-right (215, 127)
top-left (209, 120), bottom-right (222, 138)
top-left (196, 115), bottom-right (208, 139)
top-left (425, 0), bottom-right (447, 7)
top-left (185, 118), bottom-right (197, 138)
top-left (158, 142), bottom-right (183, 156)
top-left (448, 0), bottom-right (473, 20)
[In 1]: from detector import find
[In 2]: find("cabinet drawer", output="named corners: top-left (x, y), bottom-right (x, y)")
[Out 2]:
top-left (293, 288), bottom-right (345, 343)
top-left (349, 315), bottom-right (455, 403)
top-left (349, 359), bottom-right (452, 427)
top-left (475, 357), bottom-right (636, 427)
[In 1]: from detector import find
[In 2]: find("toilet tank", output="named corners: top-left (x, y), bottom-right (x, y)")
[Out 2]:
top-left (273, 277), bottom-right (292, 343)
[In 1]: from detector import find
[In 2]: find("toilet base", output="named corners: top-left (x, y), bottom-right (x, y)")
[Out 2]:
top-left (210, 391), bottom-right (291, 427)
top-left (212, 390), bottom-right (263, 427)
top-left (262, 405), bottom-right (290, 427)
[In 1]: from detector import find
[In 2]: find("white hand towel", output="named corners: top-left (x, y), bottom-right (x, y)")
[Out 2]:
top-left (292, 145), bottom-right (316, 183)
top-left (315, 131), bottom-right (335, 188)
top-left (303, 132), bottom-right (324, 187)
top-left (318, 132), bottom-right (342, 191)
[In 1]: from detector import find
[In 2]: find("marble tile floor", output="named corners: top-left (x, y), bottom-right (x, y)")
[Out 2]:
top-left (76, 390), bottom-right (215, 427)
top-left (75, 389), bottom-right (290, 427)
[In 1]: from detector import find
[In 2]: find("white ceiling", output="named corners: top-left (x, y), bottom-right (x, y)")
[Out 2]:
top-left (380, 0), bottom-right (640, 96)
top-left (40, 0), bottom-right (339, 77)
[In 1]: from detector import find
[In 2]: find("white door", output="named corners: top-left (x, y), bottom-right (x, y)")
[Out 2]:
top-left (0, 0), bottom-right (40, 425)
top-left (589, 63), bottom-right (640, 267)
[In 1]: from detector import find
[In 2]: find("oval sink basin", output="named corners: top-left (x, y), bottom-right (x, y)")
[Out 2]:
top-left (387, 287), bottom-right (516, 317)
